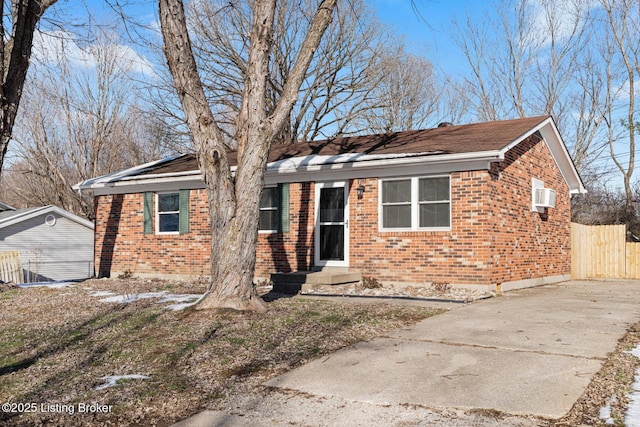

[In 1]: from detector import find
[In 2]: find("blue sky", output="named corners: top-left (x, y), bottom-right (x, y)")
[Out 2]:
top-left (61, 0), bottom-right (484, 75)
top-left (31, 0), bottom-right (634, 189)
top-left (372, 0), bottom-right (483, 76)
top-left (51, 0), bottom-right (485, 81)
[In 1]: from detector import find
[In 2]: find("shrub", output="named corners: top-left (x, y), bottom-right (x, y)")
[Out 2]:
top-left (361, 276), bottom-right (382, 289)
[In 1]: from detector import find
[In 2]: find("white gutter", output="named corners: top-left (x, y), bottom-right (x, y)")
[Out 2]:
top-left (84, 172), bottom-right (204, 190)
top-left (73, 154), bottom-right (186, 190)
top-left (81, 150), bottom-right (502, 191)
top-left (266, 150), bottom-right (501, 173)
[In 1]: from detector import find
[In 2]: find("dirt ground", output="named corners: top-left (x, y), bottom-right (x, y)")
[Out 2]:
top-left (1, 278), bottom-right (639, 426)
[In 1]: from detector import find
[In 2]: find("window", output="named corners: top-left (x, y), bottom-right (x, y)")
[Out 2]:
top-left (259, 187), bottom-right (279, 232)
top-left (256, 184), bottom-right (290, 233)
top-left (145, 190), bottom-right (190, 235)
top-left (381, 180), bottom-right (412, 228)
top-left (157, 192), bottom-right (180, 233)
top-left (380, 176), bottom-right (450, 230)
top-left (418, 177), bottom-right (450, 227)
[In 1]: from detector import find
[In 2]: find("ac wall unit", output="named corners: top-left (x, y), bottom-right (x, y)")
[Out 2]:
top-left (534, 188), bottom-right (556, 208)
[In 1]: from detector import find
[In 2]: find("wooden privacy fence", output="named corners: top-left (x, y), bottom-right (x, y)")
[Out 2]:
top-left (0, 250), bottom-right (23, 284)
top-left (571, 223), bottom-right (640, 279)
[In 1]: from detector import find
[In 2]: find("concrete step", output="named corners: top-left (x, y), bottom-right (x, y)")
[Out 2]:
top-left (271, 269), bottom-right (361, 294)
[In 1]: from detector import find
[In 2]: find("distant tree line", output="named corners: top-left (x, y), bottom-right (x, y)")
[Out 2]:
top-left (1, 0), bottom-right (640, 233)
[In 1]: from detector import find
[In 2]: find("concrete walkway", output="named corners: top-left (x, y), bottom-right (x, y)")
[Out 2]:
top-left (174, 280), bottom-right (640, 425)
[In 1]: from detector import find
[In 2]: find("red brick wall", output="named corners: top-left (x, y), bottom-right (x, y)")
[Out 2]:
top-left (348, 135), bottom-right (570, 286)
top-left (94, 189), bottom-right (211, 278)
top-left (255, 182), bottom-right (315, 275)
top-left (486, 135), bottom-right (571, 285)
top-left (349, 173), bottom-right (493, 285)
top-left (94, 135), bottom-right (571, 287)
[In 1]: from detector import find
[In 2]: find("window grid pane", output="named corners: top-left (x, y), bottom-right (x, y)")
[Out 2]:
top-left (383, 205), bottom-right (412, 228)
top-left (158, 193), bottom-right (179, 213)
top-left (260, 187), bottom-right (278, 209)
top-left (259, 187), bottom-right (279, 231)
top-left (419, 177), bottom-right (450, 202)
top-left (259, 210), bottom-right (278, 231)
top-left (159, 212), bottom-right (179, 232)
top-left (419, 203), bottom-right (450, 228)
top-left (381, 177), bottom-right (451, 229)
top-left (382, 180), bottom-right (411, 203)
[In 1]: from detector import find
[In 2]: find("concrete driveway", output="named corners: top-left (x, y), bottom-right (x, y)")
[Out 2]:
top-left (174, 280), bottom-right (640, 425)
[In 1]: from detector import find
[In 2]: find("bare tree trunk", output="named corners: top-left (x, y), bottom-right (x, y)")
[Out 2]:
top-left (159, 0), bottom-right (336, 311)
top-left (602, 0), bottom-right (637, 213)
top-left (0, 0), bottom-right (58, 176)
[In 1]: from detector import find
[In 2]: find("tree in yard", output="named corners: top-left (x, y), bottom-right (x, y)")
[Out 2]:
top-left (0, 0), bottom-right (58, 177)
top-left (154, 0), bottom-right (387, 148)
top-left (451, 0), bottom-right (599, 172)
top-left (159, 0), bottom-right (337, 311)
top-left (597, 0), bottom-right (639, 221)
top-left (354, 42), bottom-right (462, 133)
top-left (3, 31), bottom-right (168, 219)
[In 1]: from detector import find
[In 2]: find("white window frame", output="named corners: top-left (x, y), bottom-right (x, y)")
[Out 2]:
top-left (378, 175), bottom-right (451, 232)
top-left (156, 191), bottom-right (180, 235)
top-left (258, 185), bottom-right (279, 234)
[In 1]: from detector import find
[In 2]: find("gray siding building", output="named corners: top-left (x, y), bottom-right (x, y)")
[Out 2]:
top-left (0, 205), bottom-right (94, 282)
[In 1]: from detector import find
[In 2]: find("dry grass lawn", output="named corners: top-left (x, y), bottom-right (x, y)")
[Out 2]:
top-left (1, 278), bottom-right (639, 426)
top-left (0, 278), bottom-right (441, 426)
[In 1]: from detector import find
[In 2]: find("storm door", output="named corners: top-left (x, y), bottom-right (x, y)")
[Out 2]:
top-left (314, 181), bottom-right (349, 267)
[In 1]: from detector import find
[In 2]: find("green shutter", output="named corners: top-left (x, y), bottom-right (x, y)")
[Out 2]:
top-left (143, 192), bottom-right (153, 234)
top-left (278, 183), bottom-right (290, 233)
top-left (179, 189), bottom-right (190, 234)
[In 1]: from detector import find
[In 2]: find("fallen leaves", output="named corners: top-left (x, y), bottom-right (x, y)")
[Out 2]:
top-left (0, 277), bottom-right (440, 426)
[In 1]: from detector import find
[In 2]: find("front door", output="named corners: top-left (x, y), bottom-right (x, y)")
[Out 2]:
top-left (315, 181), bottom-right (349, 267)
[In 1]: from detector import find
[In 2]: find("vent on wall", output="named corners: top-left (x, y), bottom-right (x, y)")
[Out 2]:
top-left (532, 178), bottom-right (556, 212)
top-left (534, 188), bottom-right (556, 208)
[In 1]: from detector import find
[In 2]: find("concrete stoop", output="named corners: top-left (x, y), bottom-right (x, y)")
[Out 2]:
top-left (271, 269), bottom-right (361, 294)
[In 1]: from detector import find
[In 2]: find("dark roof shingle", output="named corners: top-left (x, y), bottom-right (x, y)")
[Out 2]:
top-left (139, 116), bottom-right (550, 176)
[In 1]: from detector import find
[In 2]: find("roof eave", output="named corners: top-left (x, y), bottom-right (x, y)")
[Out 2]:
top-left (85, 150), bottom-right (500, 195)
top-left (0, 206), bottom-right (94, 230)
top-left (498, 117), bottom-right (586, 194)
top-left (73, 154), bottom-right (188, 191)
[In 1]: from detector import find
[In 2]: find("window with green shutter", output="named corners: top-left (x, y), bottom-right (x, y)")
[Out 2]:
top-left (258, 184), bottom-right (289, 233)
top-left (157, 192), bottom-right (180, 233)
top-left (259, 187), bottom-right (279, 232)
top-left (145, 190), bottom-right (190, 235)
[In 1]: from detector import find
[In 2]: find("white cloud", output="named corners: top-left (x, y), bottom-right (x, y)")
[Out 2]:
top-left (32, 30), bottom-right (157, 79)
top-left (529, 0), bottom-right (596, 46)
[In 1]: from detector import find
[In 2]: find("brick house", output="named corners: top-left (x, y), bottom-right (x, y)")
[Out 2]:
top-left (75, 116), bottom-right (585, 292)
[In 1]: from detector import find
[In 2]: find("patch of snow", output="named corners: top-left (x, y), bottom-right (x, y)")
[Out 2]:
top-left (165, 295), bottom-right (204, 311)
top-left (626, 344), bottom-right (640, 427)
top-left (18, 282), bottom-right (74, 289)
top-left (98, 291), bottom-right (168, 304)
top-left (89, 291), bottom-right (116, 297)
top-left (158, 293), bottom-right (202, 304)
top-left (600, 402), bottom-right (615, 425)
top-left (96, 291), bottom-right (203, 310)
top-left (95, 374), bottom-right (150, 390)
top-left (631, 345), bottom-right (640, 359)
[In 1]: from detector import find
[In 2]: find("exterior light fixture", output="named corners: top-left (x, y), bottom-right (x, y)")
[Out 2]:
top-left (356, 184), bottom-right (365, 199)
